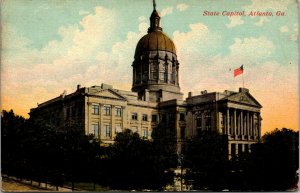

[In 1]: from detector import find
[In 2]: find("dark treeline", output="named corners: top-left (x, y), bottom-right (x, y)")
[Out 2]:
top-left (1, 110), bottom-right (176, 191)
top-left (184, 129), bottom-right (299, 191)
top-left (2, 109), bottom-right (299, 191)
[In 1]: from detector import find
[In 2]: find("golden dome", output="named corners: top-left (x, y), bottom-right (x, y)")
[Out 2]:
top-left (134, 9), bottom-right (176, 59)
top-left (135, 31), bottom-right (176, 58)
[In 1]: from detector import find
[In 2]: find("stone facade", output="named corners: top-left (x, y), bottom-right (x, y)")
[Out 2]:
top-left (186, 88), bottom-right (262, 159)
top-left (29, 6), bottom-right (262, 158)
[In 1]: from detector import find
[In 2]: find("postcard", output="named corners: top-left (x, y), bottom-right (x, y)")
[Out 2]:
top-left (1, 0), bottom-right (298, 191)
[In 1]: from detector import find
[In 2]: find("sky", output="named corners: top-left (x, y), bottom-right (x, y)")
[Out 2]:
top-left (1, 0), bottom-right (298, 135)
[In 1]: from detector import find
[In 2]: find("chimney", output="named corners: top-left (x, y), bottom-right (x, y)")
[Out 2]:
top-left (201, 90), bottom-right (207, 95)
top-left (239, 88), bottom-right (249, 93)
top-left (77, 84), bottom-right (81, 90)
top-left (188, 92), bottom-right (193, 98)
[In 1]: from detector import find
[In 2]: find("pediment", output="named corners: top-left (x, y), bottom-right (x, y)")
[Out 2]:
top-left (92, 89), bottom-right (126, 100)
top-left (226, 92), bottom-right (262, 107)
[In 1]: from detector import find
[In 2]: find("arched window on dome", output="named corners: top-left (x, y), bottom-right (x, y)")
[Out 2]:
top-left (160, 63), bottom-right (167, 83)
top-left (150, 62), bottom-right (158, 80)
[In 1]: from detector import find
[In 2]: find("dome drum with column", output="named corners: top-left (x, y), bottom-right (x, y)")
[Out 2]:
top-left (132, 8), bottom-right (183, 102)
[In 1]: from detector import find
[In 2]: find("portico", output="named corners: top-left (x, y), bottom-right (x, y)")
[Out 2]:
top-left (186, 87), bottom-right (262, 159)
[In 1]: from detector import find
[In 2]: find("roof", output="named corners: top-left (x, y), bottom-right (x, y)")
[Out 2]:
top-left (135, 31), bottom-right (176, 58)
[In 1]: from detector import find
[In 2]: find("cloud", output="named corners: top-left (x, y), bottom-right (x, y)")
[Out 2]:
top-left (1, 6), bottom-right (137, 116)
top-left (172, 23), bottom-right (297, 133)
top-left (138, 16), bottom-right (145, 22)
top-left (172, 24), bottom-right (277, 95)
top-left (290, 24), bottom-right (298, 41)
top-left (160, 7), bottom-right (173, 17)
top-left (254, 17), bottom-right (270, 26)
top-left (243, 0), bottom-right (293, 12)
top-left (229, 37), bottom-right (275, 62)
top-left (176, 3), bottom-right (188, 11)
top-left (79, 10), bottom-right (90, 15)
top-left (172, 23), bottom-right (298, 133)
top-left (279, 26), bottom-right (289, 33)
top-left (226, 16), bottom-right (244, 28)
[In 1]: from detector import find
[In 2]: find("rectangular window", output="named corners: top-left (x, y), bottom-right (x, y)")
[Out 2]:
top-left (181, 127), bottom-right (186, 139)
top-left (104, 105), bottom-right (111, 116)
top-left (142, 127), bottom-right (148, 138)
top-left (131, 126), bottom-right (138, 133)
top-left (104, 124), bottom-right (111, 138)
top-left (244, 144), bottom-right (249, 153)
top-left (151, 72), bottom-right (157, 80)
top-left (180, 113), bottom-right (185, 121)
top-left (92, 104), bottom-right (99, 115)
top-left (231, 144), bottom-right (236, 158)
top-left (152, 114), bottom-right (158, 122)
top-left (115, 124), bottom-right (122, 133)
top-left (131, 113), bottom-right (138, 120)
top-left (205, 111), bottom-right (211, 130)
top-left (164, 73), bottom-right (167, 82)
top-left (159, 72), bottom-right (165, 80)
top-left (171, 73), bottom-right (175, 82)
top-left (196, 117), bottom-right (202, 129)
top-left (91, 123), bottom-right (99, 138)
top-left (142, 114), bottom-right (148, 121)
top-left (115, 107), bottom-right (122, 117)
top-left (238, 144), bottom-right (243, 155)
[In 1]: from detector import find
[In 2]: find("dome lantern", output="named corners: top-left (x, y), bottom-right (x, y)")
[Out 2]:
top-left (148, 5), bottom-right (162, 33)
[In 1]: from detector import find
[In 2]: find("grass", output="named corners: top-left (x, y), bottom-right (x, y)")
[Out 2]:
top-left (64, 181), bottom-right (110, 191)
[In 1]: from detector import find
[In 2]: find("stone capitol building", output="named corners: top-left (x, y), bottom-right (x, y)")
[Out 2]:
top-left (30, 4), bottom-right (262, 158)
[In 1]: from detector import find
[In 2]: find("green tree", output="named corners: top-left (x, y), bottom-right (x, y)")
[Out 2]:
top-left (184, 130), bottom-right (229, 190)
top-left (241, 128), bottom-right (299, 191)
top-left (1, 109), bottom-right (27, 178)
top-left (102, 129), bottom-right (174, 190)
top-left (2, 109), bottom-right (103, 190)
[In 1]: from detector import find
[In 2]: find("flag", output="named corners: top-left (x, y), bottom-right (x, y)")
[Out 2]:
top-left (234, 65), bottom-right (243, 77)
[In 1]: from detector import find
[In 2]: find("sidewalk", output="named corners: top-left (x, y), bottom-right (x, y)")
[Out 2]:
top-left (2, 176), bottom-right (75, 192)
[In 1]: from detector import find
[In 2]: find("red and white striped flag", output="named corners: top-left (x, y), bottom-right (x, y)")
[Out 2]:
top-left (234, 65), bottom-right (244, 77)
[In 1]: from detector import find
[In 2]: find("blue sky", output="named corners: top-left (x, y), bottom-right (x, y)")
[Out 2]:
top-left (1, 0), bottom-right (298, 133)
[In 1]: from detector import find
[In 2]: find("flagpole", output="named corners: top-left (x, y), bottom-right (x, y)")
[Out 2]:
top-left (242, 72), bottom-right (244, 88)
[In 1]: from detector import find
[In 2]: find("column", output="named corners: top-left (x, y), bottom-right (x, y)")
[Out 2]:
top-left (111, 105), bottom-right (115, 139)
top-left (122, 106), bottom-right (126, 133)
top-left (100, 104), bottom-right (103, 139)
top-left (247, 111), bottom-right (249, 138)
top-left (241, 110), bottom-right (244, 137)
top-left (237, 111), bottom-right (240, 136)
top-left (201, 111), bottom-right (205, 131)
top-left (248, 113), bottom-right (251, 138)
top-left (258, 113), bottom-right (261, 139)
top-left (233, 109), bottom-right (237, 136)
top-left (252, 113), bottom-right (256, 139)
top-left (226, 109), bottom-right (230, 135)
top-left (228, 143), bottom-right (231, 160)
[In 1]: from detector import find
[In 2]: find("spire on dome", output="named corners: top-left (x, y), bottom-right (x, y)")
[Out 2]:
top-left (148, 0), bottom-right (162, 33)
